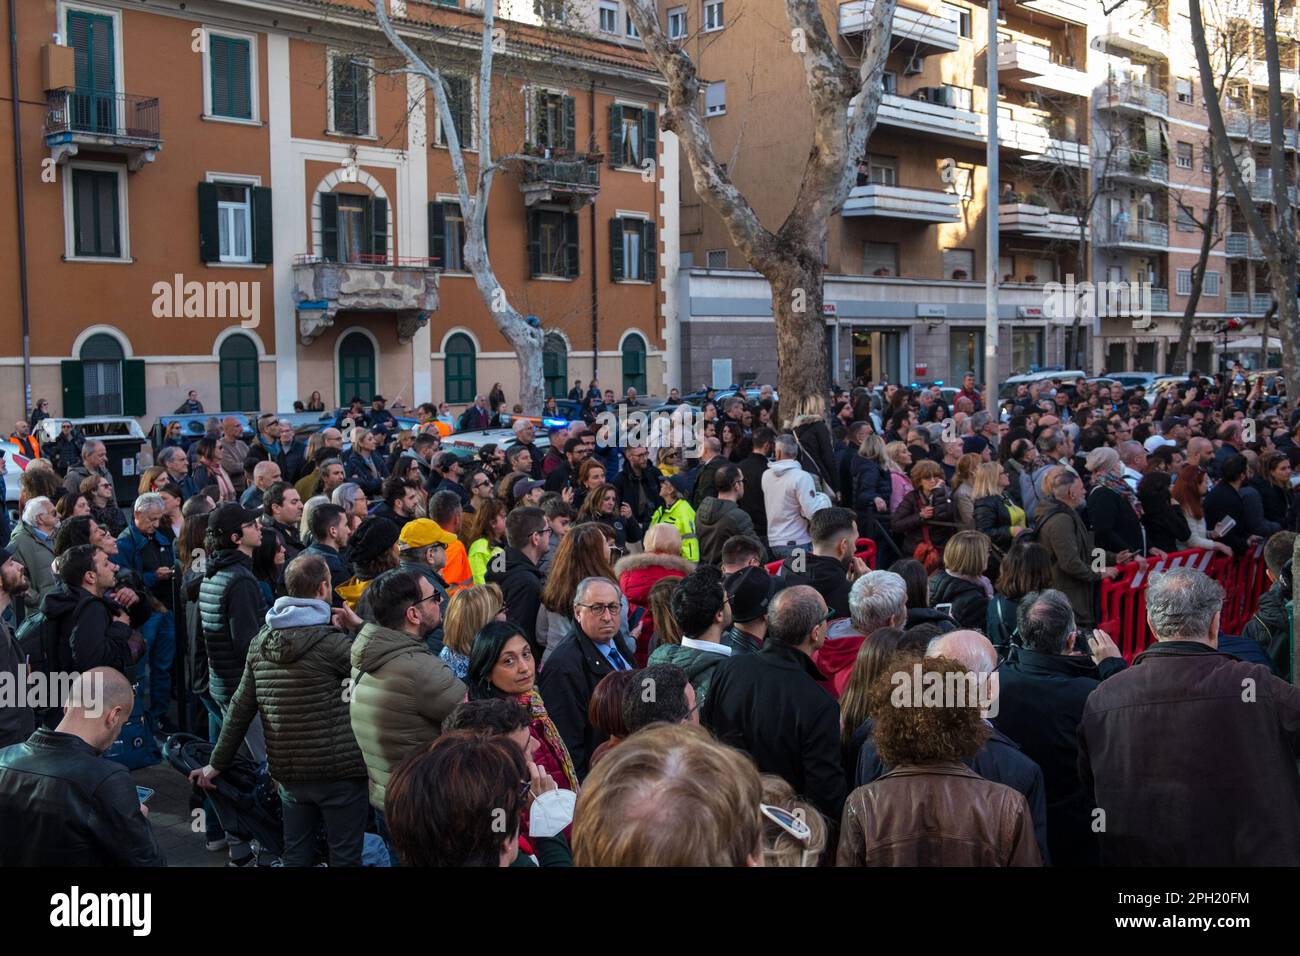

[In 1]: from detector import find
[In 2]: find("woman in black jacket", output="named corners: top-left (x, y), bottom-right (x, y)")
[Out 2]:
top-left (1084, 446), bottom-right (1147, 555)
top-left (1137, 471), bottom-right (1191, 554)
top-left (1250, 451), bottom-right (1294, 528)
top-left (892, 460), bottom-right (956, 563)
top-left (792, 414), bottom-right (840, 501)
top-left (888, 559), bottom-right (956, 633)
top-left (927, 531), bottom-right (994, 630)
top-left (971, 461), bottom-right (1026, 554)
top-left (577, 483), bottom-right (642, 553)
top-left (853, 434), bottom-right (894, 555)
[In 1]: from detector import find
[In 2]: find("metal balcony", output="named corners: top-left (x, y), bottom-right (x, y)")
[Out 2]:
top-left (1226, 292), bottom-right (1271, 314)
top-left (1097, 81), bottom-right (1169, 118)
top-left (1227, 292), bottom-right (1249, 312)
top-left (1095, 10), bottom-right (1170, 59)
top-left (292, 255), bottom-right (439, 346)
top-left (999, 202), bottom-right (1089, 241)
top-left (1149, 288), bottom-right (1169, 311)
top-left (843, 183), bottom-right (961, 222)
top-left (44, 88), bottom-right (162, 170)
top-left (518, 156), bottom-right (601, 210)
top-left (1252, 292), bottom-right (1273, 312)
top-left (997, 39), bottom-right (1092, 97)
top-left (874, 92), bottom-right (985, 146)
top-left (1015, 0), bottom-right (1089, 24)
top-left (839, 1), bottom-right (960, 57)
top-left (1226, 232), bottom-right (1265, 258)
top-left (1105, 147), bottom-right (1170, 187)
top-left (1000, 114), bottom-right (1090, 167)
top-left (1103, 218), bottom-right (1169, 250)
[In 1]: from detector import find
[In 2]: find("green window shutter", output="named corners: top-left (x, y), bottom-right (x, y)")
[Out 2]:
top-left (320, 193), bottom-right (338, 261)
top-left (526, 211), bottom-right (542, 278)
top-left (198, 182), bottom-right (220, 262)
top-left (429, 201), bottom-right (445, 269)
top-left (210, 36), bottom-right (230, 116)
top-left (609, 104), bottom-right (624, 166)
top-left (641, 108), bottom-right (658, 167)
top-left (210, 36), bottom-right (251, 119)
top-left (534, 90), bottom-right (547, 145)
top-left (61, 361), bottom-right (86, 418)
top-left (642, 219), bottom-right (657, 281)
top-left (369, 197), bottom-right (388, 261)
top-left (565, 213), bottom-right (580, 278)
top-left (122, 360), bottom-right (146, 417)
top-left (73, 169), bottom-right (119, 258)
top-left (609, 217), bottom-right (624, 280)
top-left (563, 96), bottom-right (576, 152)
top-left (251, 186), bottom-right (273, 264)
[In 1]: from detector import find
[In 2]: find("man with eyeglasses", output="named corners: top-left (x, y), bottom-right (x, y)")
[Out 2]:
top-left (485, 507), bottom-right (549, 656)
top-left (538, 576), bottom-right (637, 779)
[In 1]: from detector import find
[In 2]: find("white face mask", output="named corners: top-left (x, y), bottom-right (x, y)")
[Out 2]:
top-left (528, 788), bottom-right (576, 839)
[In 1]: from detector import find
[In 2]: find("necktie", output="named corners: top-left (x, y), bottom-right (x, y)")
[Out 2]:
top-left (606, 645), bottom-right (628, 671)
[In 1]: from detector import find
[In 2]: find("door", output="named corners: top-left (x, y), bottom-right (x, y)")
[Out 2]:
top-left (219, 334), bottom-right (260, 411)
top-left (338, 332), bottom-right (375, 405)
top-left (67, 9), bottom-right (116, 134)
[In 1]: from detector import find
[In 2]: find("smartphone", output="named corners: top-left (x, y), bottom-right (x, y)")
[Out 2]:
top-left (935, 602), bottom-right (954, 617)
top-left (135, 786), bottom-right (155, 804)
top-left (1077, 628), bottom-right (1095, 647)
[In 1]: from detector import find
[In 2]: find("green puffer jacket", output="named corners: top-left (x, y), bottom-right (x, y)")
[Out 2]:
top-left (646, 641), bottom-right (729, 706)
top-left (210, 598), bottom-right (365, 783)
top-left (350, 621), bottom-right (467, 809)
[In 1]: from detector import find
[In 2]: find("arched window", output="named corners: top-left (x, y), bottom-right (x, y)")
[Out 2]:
top-left (218, 334), bottom-right (260, 412)
top-left (81, 333), bottom-right (125, 416)
top-left (543, 333), bottom-right (568, 400)
top-left (445, 333), bottom-right (477, 404)
top-left (621, 333), bottom-right (647, 395)
top-left (338, 332), bottom-right (376, 405)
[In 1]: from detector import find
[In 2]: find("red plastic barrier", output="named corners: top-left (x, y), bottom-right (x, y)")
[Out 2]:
top-left (1100, 546), bottom-right (1268, 661)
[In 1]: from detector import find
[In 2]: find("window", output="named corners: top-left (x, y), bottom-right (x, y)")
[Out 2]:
top-left (705, 81), bottom-right (726, 116)
top-left (943, 247), bottom-right (975, 280)
top-left (867, 153), bottom-right (896, 186)
top-left (1175, 205), bottom-right (1196, 232)
top-left (668, 6), bottom-right (687, 38)
top-left (544, 333), bottom-right (568, 399)
top-left (864, 241), bottom-right (898, 276)
top-left (949, 330), bottom-right (984, 383)
top-left (622, 334), bottom-right (648, 394)
top-left (1176, 142), bottom-right (1193, 169)
top-left (626, 10), bottom-right (640, 37)
top-left (444, 333), bottom-right (477, 404)
top-left (882, 71), bottom-right (896, 94)
top-left (71, 168), bottom-right (121, 258)
top-left (944, 84), bottom-right (973, 111)
top-left (437, 74), bottom-right (474, 148)
top-left (320, 192), bottom-right (388, 263)
top-left (1031, 257), bottom-right (1056, 282)
top-left (66, 9), bottom-right (115, 136)
top-left (534, 91), bottom-right (576, 152)
top-left (81, 333), bottom-right (125, 417)
top-left (704, 0), bottom-right (724, 32)
top-left (611, 216), bottom-right (657, 281)
top-left (706, 249), bottom-right (727, 268)
top-left (1176, 268), bottom-right (1192, 295)
top-left (609, 104), bottom-right (657, 167)
top-left (599, 2), bottom-right (618, 33)
top-left (330, 53), bottom-right (371, 136)
top-left (1176, 77), bottom-right (1193, 105)
top-left (339, 331), bottom-right (376, 404)
top-left (219, 334), bottom-right (260, 411)
top-left (944, 3), bottom-right (972, 38)
top-left (198, 181), bottom-right (272, 264)
top-left (1011, 329), bottom-right (1044, 373)
top-left (1203, 145), bottom-right (1213, 173)
top-left (527, 209), bottom-right (579, 278)
top-left (208, 33), bottom-right (253, 120)
top-left (429, 200), bottom-right (466, 271)
top-left (1204, 270), bottom-right (1221, 295)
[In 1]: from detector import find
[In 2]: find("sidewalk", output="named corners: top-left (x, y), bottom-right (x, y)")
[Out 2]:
top-left (131, 759), bottom-right (227, 868)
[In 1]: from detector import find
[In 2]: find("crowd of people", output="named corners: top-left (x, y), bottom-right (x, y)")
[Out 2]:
top-left (1, 364), bottom-right (1299, 868)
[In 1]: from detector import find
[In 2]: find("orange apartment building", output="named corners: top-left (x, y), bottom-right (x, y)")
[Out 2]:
top-left (0, 0), bottom-right (679, 420)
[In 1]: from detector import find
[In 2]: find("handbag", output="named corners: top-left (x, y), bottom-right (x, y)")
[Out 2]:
top-left (913, 526), bottom-right (943, 574)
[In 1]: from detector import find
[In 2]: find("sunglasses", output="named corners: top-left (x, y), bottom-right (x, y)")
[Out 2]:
top-left (415, 589), bottom-right (444, 607)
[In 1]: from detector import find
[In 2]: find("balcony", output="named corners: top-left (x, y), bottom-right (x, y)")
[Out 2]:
top-left (1103, 217), bottom-right (1169, 250)
top-left (1245, 169), bottom-right (1299, 204)
top-left (1226, 232), bottom-right (1265, 258)
top-left (1225, 0), bottom-right (1299, 33)
top-left (1095, 9), bottom-right (1170, 59)
top-left (292, 255), bottom-right (439, 345)
top-left (1014, 0), bottom-right (1089, 25)
top-left (1097, 80), bottom-right (1169, 118)
top-left (1249, 60), bottom-right (1300, 93)
top-left (44, 88), bottom-right (161, 170)
top-left (999, 202), bottom-right (1089, 241)
top-left (842, 183), bottom-right (961, 222)
top-left (1149, 288), bottom-right (1169, 311)
top-left (875, 92), bottom-right (985, 146)
top-left (997, 39), bottom-right (1092, 97)
top-left (518, 156), bottom-right (601, 210)
top-left (1226, 292), bottom-right (1272, 314)
top-left (1104, 147), bottom-right (1170, 187)
top-left (839, 1), bottom-right (960, 57)
top-left (1000, 114), bottom-right (1090, 167)
top-left (1224, 109), bottom-right (1300, 149)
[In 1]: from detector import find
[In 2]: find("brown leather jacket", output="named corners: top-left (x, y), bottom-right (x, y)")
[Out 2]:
top-left (836, 761), bottom-right (1042, 866)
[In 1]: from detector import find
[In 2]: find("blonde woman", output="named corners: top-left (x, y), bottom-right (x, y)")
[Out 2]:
top-left (949, 452), bottom-right (983, 530)
top-left (928, 530), bottom-right (994, 629)
top-left (883, 440), bottom-right (915, 512)
top-left (440, 583), bottom-right (506, 681)
top-left (972, 461), bottom-right (1025, 553)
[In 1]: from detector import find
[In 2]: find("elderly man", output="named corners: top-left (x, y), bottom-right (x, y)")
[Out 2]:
top-left (293, 427), bottom-right (344, 499)
top-left (0, 549), bottom-right (35, 746)
top-left (1020, 430), bottom-right (1075, 520)
top-left (507, 419), bottom-right (543, 480)
top-left (703, 585), bottom-right (846, 821)
top-left (1117, 440), bottom-right (1147, 493)
top-left (1080, 567), bottom-right (1300, 865)
top-left (299, 456), bottom-right (346, 502)
top-left (114, 492), bottom-right (176, 728)
top-left (1035, 469), bottom-right (1122, 628)
top-left (458, 394), bottom-right (492, 431)
top-left (241, 460), bottom-right (282, 510)
top-left (761, 434), bottom-right (831, 558)
top-left (815, 568), bottom-right (907, 698)
top-left (10, 496), bottom-right (58, 608)
top-left (1212, 421), bottom-right (1246, 479)
top-left (219, 417), bottom-right (251, 493)
top-left (157, 446), bottom-right (199, 500)
top-left (536, 576), bottom-right (636, 778)
top-left (993, 590), bottom-right (1124, 866)
top-left (62, 439), bottom-right (116, 504)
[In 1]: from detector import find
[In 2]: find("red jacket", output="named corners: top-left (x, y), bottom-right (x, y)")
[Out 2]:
top-left (812, 621), bottom-right (868, 698)
top-left (615, 551), bottom-right (695, 666)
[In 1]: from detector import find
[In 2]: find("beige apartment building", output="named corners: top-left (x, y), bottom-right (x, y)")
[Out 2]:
top-left (650, 0), bottom-right (1300, 388)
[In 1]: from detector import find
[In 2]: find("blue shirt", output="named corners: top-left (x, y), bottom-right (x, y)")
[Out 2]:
top-left (594, 638), bottom-right (631, 671)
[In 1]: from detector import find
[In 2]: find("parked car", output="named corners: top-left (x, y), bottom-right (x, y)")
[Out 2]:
top-left (998, 370), bottom-right (1087, 400)
top-left (1098, 372), bottom-right (1160, 391)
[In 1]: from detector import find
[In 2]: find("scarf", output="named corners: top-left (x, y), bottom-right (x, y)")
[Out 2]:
top-left (951, 571), bottom-right (995, 599)
top-left (213, 465), bottom-right (236, 503)
top-left (1095, 470), bottom-right (1143, 518)
top-left (519, 687), bottom-right (579, 792)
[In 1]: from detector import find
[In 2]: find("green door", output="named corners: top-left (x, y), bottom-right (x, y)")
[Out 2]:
top-left (338, 332), bottom-right (375, 405)
top-left (219, 334), bottom-right (260, 411)
top-left (67, 10), bottom-right (116, 134)
top-left (543, 333), bottom-right (568, 399)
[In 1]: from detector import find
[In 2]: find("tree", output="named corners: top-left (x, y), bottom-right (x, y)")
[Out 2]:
top-left (623, 0), bottom-right (898, 421)
top-left (375, 0), bottom-right (545, 414)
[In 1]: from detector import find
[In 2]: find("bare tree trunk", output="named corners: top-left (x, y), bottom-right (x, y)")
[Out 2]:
top-left (1175, 168), bottom-right (1217, 375)
top-left (767, 256), bottom-right (827, 420)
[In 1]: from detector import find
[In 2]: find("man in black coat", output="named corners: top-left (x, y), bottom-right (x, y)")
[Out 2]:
top-left (428, 453), bottom-right (471, 510)
top-left (689, 437), bottom-right (727, 509)
top-left (612, 444), bottom-right (662, 527)
top-left (702, 584), bottom-right (846, 822)
top-left (1203, 452), bottom-right (1251, 555)
top-left (198, 504), bottom-right (268, 716)
top-left (0, 668), bottom-right (165, 866)
top-left (506, 420), bottom-right (545, 480)
top-left (41, 545), bottom-right (140, 679)
top-left (485, 508), bottom-right (548, 654)
top-left (738, 427), bottom-right (773, 543)
top-left (1079, 567), bottom-right (1300, 865)
top-left (1242, 537), bottom-right (1294, 679)
top-left (993, 588), bottom-right (1126, 867)
top-left (536, 577), bottom-right (636, 779)
top-left (775, 507), bottom-right (865, 621)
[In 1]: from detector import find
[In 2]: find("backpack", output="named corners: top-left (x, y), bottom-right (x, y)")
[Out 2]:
top-left (15, 608), bottom-right (57, 678)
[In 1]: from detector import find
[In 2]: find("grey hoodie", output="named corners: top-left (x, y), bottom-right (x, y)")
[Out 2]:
top-left (264, 596), bottom-right (332, 630)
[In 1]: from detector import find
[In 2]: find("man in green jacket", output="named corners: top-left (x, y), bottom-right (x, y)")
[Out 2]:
top-left (192, 553), bottom-right (369, 866)
top-left (647, 566), bottom-right (732, 706)
top-left (651, 474), bottom-right (699, 563)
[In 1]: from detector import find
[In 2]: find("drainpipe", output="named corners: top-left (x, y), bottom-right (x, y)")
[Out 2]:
top-left (8, 0), bottom-right (32, 413)
top-left (590, 79), bottom-right (599, 381)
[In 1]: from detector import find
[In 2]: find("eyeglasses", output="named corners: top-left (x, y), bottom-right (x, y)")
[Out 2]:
top-left (577, 602), bottom-right (620, 617)
top-left (415, 589), bottom-right (444, 607)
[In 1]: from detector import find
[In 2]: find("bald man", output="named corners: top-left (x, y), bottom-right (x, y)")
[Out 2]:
top-left (0, 668), bottom-right (165, 865)
top-left (240, 460), bottom-right (282, 510)
top-left (849, 630), bottom-right (1050, 863)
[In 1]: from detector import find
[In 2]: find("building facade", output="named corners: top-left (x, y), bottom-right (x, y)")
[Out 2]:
top-left (0, 0), bottom-right (677, 420)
